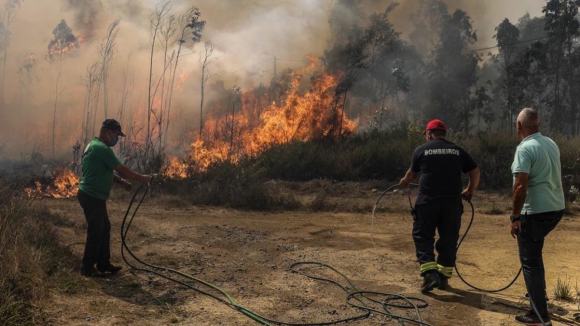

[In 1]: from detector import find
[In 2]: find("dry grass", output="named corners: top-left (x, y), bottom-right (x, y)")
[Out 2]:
top-left (0, 186), bottom-right (76, 325)
top-left (482, 201), bottom-right (505, 215)
top-left (554, 276), bottom-right (574, 302)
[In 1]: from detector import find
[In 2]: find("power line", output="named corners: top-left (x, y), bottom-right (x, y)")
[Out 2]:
top-left (421, 35), bottom-right (550, 59)
top-left (177, 36), bottom-right (552, 77)
top-left (467, 36), bottom-right (549, 53)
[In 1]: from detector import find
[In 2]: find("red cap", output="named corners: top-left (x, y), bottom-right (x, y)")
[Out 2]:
top-left (424, 119), bottom-right (447, 134)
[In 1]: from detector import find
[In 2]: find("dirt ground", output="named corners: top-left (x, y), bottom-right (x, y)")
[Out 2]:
top-left (41, 181), bottom-right (580, 326)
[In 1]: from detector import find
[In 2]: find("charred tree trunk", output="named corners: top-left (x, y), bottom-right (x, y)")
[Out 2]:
top-left (199, 42), bottom-right (215, 139)
top-left (146, 1), bottom-right (171, 167)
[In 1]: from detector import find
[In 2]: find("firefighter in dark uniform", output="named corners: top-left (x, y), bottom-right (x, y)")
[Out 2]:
top-left (399, 119), bottom-right (480, 292)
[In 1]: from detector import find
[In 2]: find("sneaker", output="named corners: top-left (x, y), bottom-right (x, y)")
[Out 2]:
top-left (420, 271), bottom-right (440, 293)
top-left (437, 272), bottom-right (449, 290)
top-left (96, 264), bottom-right (122, 274)
top-left (81, 265), bottom-right (103, 277)
top-left (515, 311), bottom-right (552, 326)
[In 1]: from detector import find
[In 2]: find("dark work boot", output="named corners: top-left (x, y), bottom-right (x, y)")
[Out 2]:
top-left (421, 270), bottom-right (440, 293)
top-left (437, 272), bottom-right (449, 290)
top-left (97, 264), bottom-right (122, 274)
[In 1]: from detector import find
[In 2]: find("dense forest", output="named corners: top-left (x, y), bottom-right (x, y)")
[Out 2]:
top-left (314, 0), bottom-right (580, 136)
top-left (187, 0), bottom-right (580, 174)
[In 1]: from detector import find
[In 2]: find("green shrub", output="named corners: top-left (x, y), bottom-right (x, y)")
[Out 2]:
top-left (255, 129), bottom-right (421, 182)
top-left (159, 127), bottom-right (580, 208)
top-left (156, 160), bottom-right (301, 211)
top-left (459, 133), bottom-right (518, 189)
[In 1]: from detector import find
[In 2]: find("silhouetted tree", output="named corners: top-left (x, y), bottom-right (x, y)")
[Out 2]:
top-left (98, 18), bottom-right (120, 119)
top-left (543, 0), bottom-right (580, 130)
top-left (427, 10), bottom-right (479, 134)
top-left (494, 18), bottom-right (520, 133)
top-left (409, 0), bottom-right (449, 58)
top-left (0, 0), bottom-right (23, 114)
top-left (199, 41), bottom-right (215, 139)
top-left (47, 19), bottom-right (77, 159)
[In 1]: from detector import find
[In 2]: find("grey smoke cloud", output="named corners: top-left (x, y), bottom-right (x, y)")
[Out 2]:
top-left (63, 0), bottom-right (104, 41)
top-left (393, 0), bottom-right (546, 47)
top-left (0, 0), bottom-right (548, 160)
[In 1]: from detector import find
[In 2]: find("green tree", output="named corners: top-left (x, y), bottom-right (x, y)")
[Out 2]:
top-left (517, 13), bottom-right (548, 41)
top-left (427, 10), bottom-right (479, 134)
top-left (47, 19), bottom-right (79, 62)
top-left (494, 18), bottom-right (520, 133)
top-left (363, 3), bottom-right (411, 120)
top-left (543, 0), bottom-right (580, 131)
top-left (409, 0), bottom-right (449, 58)
top-left (472, 86), bottom-right (493, 132)
top-left (322, 0), bottom-right (369, 139)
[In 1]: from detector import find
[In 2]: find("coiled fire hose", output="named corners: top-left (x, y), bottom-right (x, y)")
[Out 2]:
top-left (372, 183), bottom-right (521, 292)
top-left (119, 179), bottom-right (440, 325)
top-left (372, 184), bottom-right (566, 326)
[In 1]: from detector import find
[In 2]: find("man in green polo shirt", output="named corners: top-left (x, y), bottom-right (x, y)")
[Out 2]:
top-left (510, 108), bottom-right (564, 326)
top-left (78, 119), bottom-right (151, 277)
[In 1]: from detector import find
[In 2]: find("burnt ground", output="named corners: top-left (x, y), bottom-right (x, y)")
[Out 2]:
top-left (39, 180), bottom-right (580, 325)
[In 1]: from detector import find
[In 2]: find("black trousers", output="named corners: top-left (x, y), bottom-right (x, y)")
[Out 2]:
top-left (78, 190), bottom-right (111, 268)
top-left (518, 210), bottom-right (563, 318)
top-left (413, 197), bottom-right (463, 274)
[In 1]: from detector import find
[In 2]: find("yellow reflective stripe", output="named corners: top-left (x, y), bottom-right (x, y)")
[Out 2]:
top-left (420, 262), bottom-right (437, 273)
top-left (437, 264), bottom-right (454, 277)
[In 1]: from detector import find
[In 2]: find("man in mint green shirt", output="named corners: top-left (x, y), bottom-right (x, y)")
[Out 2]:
top-left (510, 108), bottom-right (564, 326)
top-left (78, 119), bottom-right (151, 277)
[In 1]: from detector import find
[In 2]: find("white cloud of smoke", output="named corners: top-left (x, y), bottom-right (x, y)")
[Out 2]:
top-left (0, 0), bottom-right (546, 160)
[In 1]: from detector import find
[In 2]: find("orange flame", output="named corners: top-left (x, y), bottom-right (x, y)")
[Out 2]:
top-left (24, 168), bottom-right (79, 199)
top-left (163, 156), bottom-right (189, 179)
top-left (164, 57), bottom-right (357, 177)
top-left (49, 41), bottom-right (79, 59)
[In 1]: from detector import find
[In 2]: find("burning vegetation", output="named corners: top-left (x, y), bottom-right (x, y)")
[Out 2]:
top-left (24, 168), bottom-right (79, 199)
top-left (47, 19), bottom-right (80, 60)
top-left (164, 58), bottom-right (356, 178)
top-left (3, 0), bottom-right (580, 197)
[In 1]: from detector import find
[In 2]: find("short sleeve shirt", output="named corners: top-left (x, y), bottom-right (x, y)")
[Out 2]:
top-left (79, 137), bottom-right (121, 200)
top-left (511, 132), bottom-right (565, 214)
top-left (411, 138), bottom-right (477, 204)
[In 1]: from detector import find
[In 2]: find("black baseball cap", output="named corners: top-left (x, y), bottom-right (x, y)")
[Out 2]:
top-left (102, 119), bottom-right (126, 136)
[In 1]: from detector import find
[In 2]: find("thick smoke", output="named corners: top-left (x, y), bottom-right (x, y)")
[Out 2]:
top-left (0, 0), bottom-right (546, 161)
top-left (63, 0), bottom-right (104, 42)
top-left (392, 0), bottom-right (546, 47)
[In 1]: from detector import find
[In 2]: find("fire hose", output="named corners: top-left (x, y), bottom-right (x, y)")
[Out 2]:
top-left (372, 183), bottom-right (521, 292)
top-left (119, 179), bottom-right (439, 325)
top-left (372, 184), bottom-right (574, 326)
